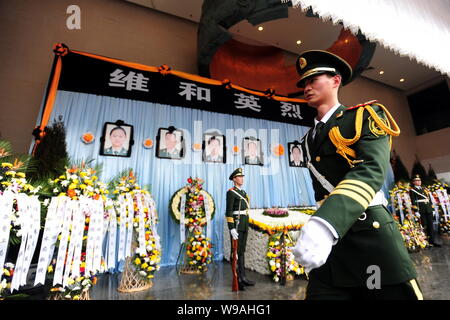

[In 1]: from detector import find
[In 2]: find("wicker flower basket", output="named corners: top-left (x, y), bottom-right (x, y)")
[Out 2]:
top-left (180, 265), bottom-right (207, 274)
top-left (117, 255), bottom-right (153, 293)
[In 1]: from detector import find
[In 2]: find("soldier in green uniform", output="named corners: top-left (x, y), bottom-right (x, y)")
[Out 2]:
top-left (409, 175), bottom-right (440, 247)
top-left (226, 168), bottom-right (255, 290)
top-left (292, 50), bottom-right (422, 300)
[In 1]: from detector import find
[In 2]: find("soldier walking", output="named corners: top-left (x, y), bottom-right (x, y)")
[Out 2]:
top-left (292, 50), bottom-right (422, 300)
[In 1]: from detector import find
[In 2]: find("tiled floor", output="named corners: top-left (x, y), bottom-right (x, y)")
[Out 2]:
top-left (90, 235), bottom-right (449, 300)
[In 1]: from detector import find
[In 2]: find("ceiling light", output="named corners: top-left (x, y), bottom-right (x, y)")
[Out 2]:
top-left (258, 26), bottom-right (264, 31)
top-left (344, 39), bottom-right (349, 44)
top-left (400, 78), bottom-right (405, 82)
top-left (379, 70), bottom-right (384, 75)
top-left (296, 40), bottom-right (302, 45)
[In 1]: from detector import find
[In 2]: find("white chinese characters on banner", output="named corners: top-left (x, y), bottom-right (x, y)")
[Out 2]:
top-left (280, 102), bottom-right (303, 119)
top-left (109, 68), bottom-right (149, 92)
top-left (234, 93), bottom-right (261, 112)
top-left (178, 82), bottom-right (211, 102)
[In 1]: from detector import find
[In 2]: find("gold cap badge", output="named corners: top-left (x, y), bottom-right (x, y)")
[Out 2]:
top-left (299, 57), bottom-right (307, 69)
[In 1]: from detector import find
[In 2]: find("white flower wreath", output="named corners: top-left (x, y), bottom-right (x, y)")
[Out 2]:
top-left (169, 187), bottom-right (215, 224)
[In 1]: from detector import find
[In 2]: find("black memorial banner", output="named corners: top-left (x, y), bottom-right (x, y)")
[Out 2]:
top-left (56, 47), bottom-right (316, 127)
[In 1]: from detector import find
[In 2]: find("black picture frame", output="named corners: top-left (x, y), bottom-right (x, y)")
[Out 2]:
top-left (202, 133), bottom-right (226, 163)
top-left (155, 126), bottom-right (185, 160)
top-left (243, 137), bottom-right (263, 166)
top-left (288, 141), bottom-right (305, 167)
top-left (99, 120), bottom-right (134, 157)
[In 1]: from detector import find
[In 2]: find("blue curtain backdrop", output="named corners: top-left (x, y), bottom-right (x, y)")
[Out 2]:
top-left (48, 90), bottom-right (394, 267)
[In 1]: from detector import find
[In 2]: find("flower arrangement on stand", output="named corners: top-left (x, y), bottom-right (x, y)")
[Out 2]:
top-left (390, 183), bottom-right (430, 251)
top-left (46, 162), bottom-right (108, 300)
top-left (47, 255), bottom-right (98, 300)
top-left (0, 161), bottom-right (42, 245)
top-left (262, 207), bottom-right (289, 218)
top-left (185, 229), bottom-right (212, 272)
top-left (394, 216), bottom-right (429, 252)
top-left (427, 181), bottom-right (450, 235)
top-left (170, 177), bottom-right (214, 274)
top-left (111, 170), bottom-right (161, 292)
top-left (49, 162), bottom-right (108, 201)
top-left (266, 230), bottom-right (304, 282)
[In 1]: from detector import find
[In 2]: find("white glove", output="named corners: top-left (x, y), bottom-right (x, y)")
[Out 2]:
top-left (230, 228), bottom-right (239, 240)
top-left (292, 217), bottom-right (337, 273)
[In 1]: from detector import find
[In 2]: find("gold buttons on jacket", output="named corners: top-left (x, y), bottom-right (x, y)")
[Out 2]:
top-left (315, 156), bottom-right (321, 162)
top-left (372, 221), bottom-right (380, 229)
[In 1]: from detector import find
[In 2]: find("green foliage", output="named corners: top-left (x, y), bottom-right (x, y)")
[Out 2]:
top-left (428, 164), bottom-right (438, 181)
top-left (411, 156), bottom-right (429, 184)
top-left (27, 118), bottom-right (69, 183)
top-left (392, 154), bottom-right (410, 183)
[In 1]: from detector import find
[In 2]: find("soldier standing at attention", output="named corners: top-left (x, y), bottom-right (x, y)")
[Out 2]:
top-left (409, 175), bottom-right (440, 247)
top-left (226, 168), bottom-right (255, 291)
top-left (292, 50), bottom-right (422, 300)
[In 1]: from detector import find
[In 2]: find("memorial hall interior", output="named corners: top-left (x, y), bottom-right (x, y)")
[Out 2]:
top-left (0, 0), bottom-right (449, 303)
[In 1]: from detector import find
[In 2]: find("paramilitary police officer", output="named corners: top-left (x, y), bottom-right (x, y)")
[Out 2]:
top-left (226, 168), bottom-right (255, 290)
top-left (292, 50), bottom-right (422, 300)
top-left (409, 175), bottom-right (440, 247)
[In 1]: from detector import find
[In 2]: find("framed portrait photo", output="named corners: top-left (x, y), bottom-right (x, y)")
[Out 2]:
top-left (288, 142), bottom-right (305, 167)
top-left (203, 133), bottom-right (226, 163)
top-left (100, 120), bottom-right (134, 157)
top-left (243, 137), bottom-right (263, 166)
top-left (156, 127), bottom-right (184, 160)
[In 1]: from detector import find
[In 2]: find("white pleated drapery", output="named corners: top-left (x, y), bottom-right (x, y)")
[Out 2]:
top-left (292, 0), bottom-right (450, 76)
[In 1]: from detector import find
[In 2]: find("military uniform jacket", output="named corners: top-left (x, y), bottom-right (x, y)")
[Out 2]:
top-left (225, 187), bottom-right (250, 232)
top-left (300, 102), bottom-right (417, 287)
top-left (409, 186), bottom-right (433, 215)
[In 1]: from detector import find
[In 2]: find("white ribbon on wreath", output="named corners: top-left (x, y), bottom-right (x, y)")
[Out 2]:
top-left (134, 193), bottom-right (147, 256)
top-left (124, 193), bottom-right (134, 259)
top-left (0, 191), bottom-right (14, 279)
top-left (429, 193), bottom-right (440, 223)
top-left (105, 199), bottom-right (117, 270)
top-left (117, 195), bottom-right (127, 261)
top-left (141, 192), bottom-right (160, 250)
top-left (62, 199), bottom-right (83, 287)
top-left (436, 190), bottom-right (449, 221)
top-left (396, 192), bottom-right (404, 223)
top-left (397, 192), bottom-right (405, 222)
top-left (10, 194), bottom-right (41, 292)
top-left (34, 196), bottom-right (66, 286)
top-left (201, 190), bottom-right (212, 241)
top-left (53, 198), bottom-right (75, 286)
top-left (179, 192), bottom-right (186, 244)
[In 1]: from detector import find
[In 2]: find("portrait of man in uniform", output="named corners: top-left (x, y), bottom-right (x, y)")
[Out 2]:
top-left (288, 142), bottom-right (305, 167)
top-left (203, 134), bottom-right (225, 163)
top-left (100, 121), bottom-right (133, 157)
top-left (243, 138), bottom-right (263, 166)
top-left (156, 127), bottom-right (184, 159)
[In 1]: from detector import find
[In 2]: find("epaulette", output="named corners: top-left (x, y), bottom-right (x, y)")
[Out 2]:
top-left (346, 100), bottom-right (378, 111)
top-left (329, 99), bottom-right (399, 168)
